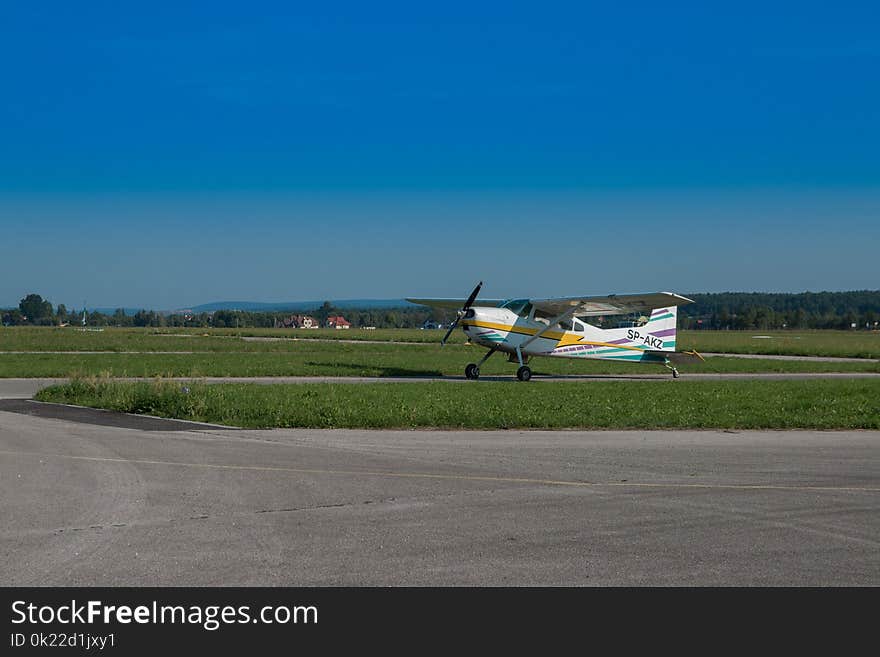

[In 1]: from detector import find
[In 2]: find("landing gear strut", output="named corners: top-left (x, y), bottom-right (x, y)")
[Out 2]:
top-left (465, 348), bottom-right (498, 380)
top-left (514, 345), bottom-right (532, 382)
top-left (664, 359), bottom-right (679, 379)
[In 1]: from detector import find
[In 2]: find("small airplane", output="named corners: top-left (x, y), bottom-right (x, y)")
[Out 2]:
top-left (407, 282), bottom-right (702, 381)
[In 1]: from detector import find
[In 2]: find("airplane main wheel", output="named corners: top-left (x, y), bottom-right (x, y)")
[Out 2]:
top-left (516, 365), bottom-right (532, 382)
top-left (672, 368), bottom-right (680, 379)
top-left (465, 363), bottom-right (479, 380)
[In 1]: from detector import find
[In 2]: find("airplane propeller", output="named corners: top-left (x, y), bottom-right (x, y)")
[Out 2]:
top-left (441, 281), bottom-right (482, 345)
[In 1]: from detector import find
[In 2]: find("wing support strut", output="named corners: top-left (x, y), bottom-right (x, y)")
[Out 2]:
top-left (518, 305), bottom-right (580, 351)
top-left (478, 348), bottom-right (497, 367)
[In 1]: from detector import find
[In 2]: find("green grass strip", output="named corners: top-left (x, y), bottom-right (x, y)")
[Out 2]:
top-left (34, 378), bottom-right (880, 430)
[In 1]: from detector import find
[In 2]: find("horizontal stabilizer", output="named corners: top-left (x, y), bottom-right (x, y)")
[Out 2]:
top-left (648, 349), bottom-right (705, 364)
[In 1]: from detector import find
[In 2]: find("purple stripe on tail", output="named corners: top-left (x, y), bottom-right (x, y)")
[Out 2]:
top-left (649, 328), bottom-right (676, 338)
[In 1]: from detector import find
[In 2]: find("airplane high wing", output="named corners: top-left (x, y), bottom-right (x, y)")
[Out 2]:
top-left (406, 292), bottom-right (693, 315)
top-left (405, 297), bottom-right (505, 309)
top-left (530, 292), bottom-right (694, 317)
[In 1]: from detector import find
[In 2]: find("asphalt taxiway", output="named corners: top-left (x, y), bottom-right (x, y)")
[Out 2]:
top-left (1, 397), bottom-right (877, 585)
top-left (2, 371), bottom-right (880, 401)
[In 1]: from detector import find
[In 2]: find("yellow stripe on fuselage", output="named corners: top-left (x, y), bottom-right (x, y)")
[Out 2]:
top-left (462, 320), bottom-right (645, 352)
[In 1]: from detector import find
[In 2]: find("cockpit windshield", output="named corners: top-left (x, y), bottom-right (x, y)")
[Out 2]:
top-left (500, 298), bottom-right (533, 318)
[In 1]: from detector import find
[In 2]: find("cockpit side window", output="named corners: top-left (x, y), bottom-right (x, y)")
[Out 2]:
top-left (501, 299), bottom-right (532, 318)
top-left (576, 315), bottom-right (603, 329)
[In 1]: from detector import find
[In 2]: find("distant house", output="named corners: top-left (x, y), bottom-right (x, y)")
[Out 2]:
top-left (279, 314), bottom-right (318, 329)
top-left (421, 319), bottom-right (445, 330)
top-left (326, 315), bottom-right (351, 330)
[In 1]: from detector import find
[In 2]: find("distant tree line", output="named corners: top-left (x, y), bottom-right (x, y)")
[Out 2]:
top-left (1, 295), bottom-right (454, 329)
top-left (679, 291), bottom-right (880, 330)
top-left (4, 291), bottom-right (880, 331)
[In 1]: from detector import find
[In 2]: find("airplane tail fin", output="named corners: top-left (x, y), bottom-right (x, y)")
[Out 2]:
top-left (643, 306), bottom-right (678, 352)
top-left (594, 306), bottom-right (678, 353)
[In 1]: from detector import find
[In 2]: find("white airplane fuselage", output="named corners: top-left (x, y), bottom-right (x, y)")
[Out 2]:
top-left (460, 306), bottom-right (676, 365)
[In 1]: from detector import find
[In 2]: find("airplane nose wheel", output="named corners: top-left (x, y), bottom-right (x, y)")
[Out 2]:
top-left (516, 365), bottom-right (532, 382)
top-left (465, 363), bottom-right (480, 380)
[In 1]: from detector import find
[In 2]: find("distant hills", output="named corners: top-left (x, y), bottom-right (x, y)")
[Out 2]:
top-left (40, 299), bottom-right (415, 316)
top-left (179, 299), bottom-right (412, 314)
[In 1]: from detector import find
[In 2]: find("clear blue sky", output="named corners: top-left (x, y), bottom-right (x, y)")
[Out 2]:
top-left (2, 1), bottom-right (877, 309)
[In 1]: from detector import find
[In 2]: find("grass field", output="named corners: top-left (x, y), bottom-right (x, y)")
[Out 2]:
top-left (0, 327), bottom-right (878, 379)
top-left (35, 378), bottom-right (880, 429)
top-left (18, 326), bottom-right (878, 430)
top-left (679, 330), bottom-right (880, 359)
top-left (1, 326), bottom-right (878, 358)
top-left (0, 327), bottom-right (470, 351)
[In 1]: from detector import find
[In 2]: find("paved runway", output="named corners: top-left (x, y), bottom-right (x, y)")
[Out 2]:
top-left (1, 400), bottom-right (877, 585)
